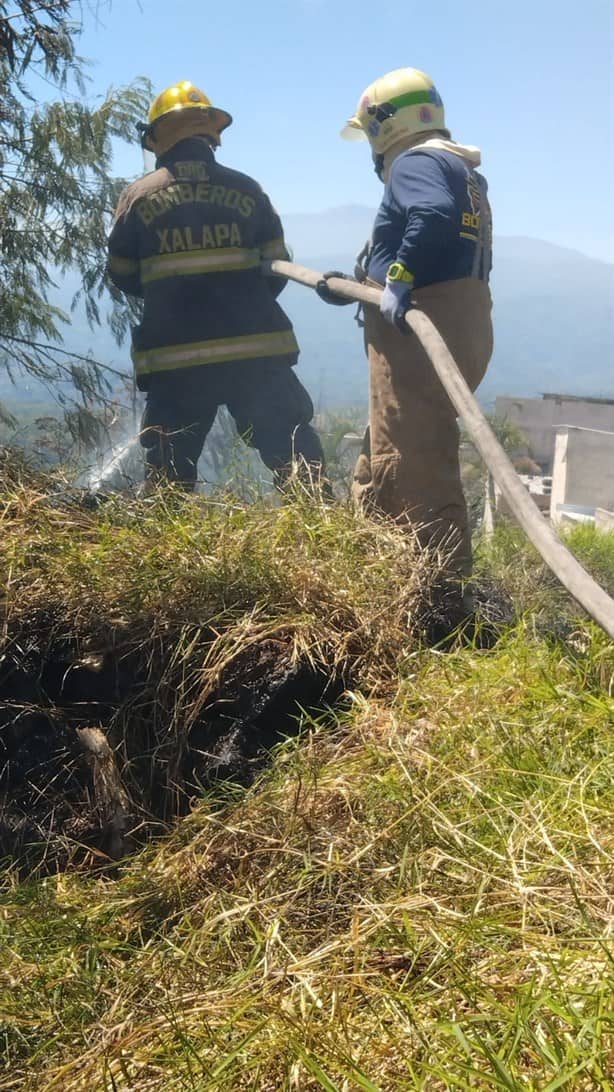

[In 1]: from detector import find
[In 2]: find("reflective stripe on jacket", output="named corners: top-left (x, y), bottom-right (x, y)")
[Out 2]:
top-left (132, 330), bottom-right (299, 377)
top-left (107, 138), bottom-right (298, 385)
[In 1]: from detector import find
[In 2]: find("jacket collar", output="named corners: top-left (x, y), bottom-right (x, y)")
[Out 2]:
top-left (156, 137), bottom-right (216, 170)
top-left (382, 131), bottom-right (481, 183)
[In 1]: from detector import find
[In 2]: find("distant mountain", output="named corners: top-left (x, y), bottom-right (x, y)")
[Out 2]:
top-left (284, 206), bottom-right (376, 260)
top-left (2, 209), bottom-right (612, 414)
top-left (485, 236), bottom-right (614, 401)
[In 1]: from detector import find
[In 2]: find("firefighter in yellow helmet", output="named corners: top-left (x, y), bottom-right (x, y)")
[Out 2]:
top-left (136, 81), bottom-right (233, 159)
top-left (322, 67), bottom-right (493, 613)
top-left (107, 81), bottom-right (328, 491)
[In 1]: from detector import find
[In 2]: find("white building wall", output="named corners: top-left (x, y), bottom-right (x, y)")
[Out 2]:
top-left (595, 508), bottom-right (614, 531)
top-left (550, 426), bottom-right (614, 524)
top-left (495, 395), bottom-right (614, 468)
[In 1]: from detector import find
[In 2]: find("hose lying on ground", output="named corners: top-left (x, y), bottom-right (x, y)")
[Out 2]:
top-left (262, 259), bottom-right (614, 641)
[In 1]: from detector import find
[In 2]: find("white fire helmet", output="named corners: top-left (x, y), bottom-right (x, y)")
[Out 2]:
top-left (341, 67), bottom-right (446, 155)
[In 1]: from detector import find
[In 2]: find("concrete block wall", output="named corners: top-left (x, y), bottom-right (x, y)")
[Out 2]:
top-left (595, 507), bottom-right (614, 531)
top-left (495, 395), bottom-right (614, 469)
top-left (550, 426), bottom-right (614, 524)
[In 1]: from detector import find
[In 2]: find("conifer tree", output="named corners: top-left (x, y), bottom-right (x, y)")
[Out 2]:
top-left (0, 1), bottom-right (149, 445)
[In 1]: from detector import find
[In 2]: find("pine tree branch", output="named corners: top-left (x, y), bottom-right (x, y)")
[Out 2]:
top-left (2, 334), bottom-right (131, 381)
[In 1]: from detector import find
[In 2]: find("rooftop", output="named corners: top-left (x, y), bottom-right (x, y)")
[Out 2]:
top-left (541, 393), bottom-right (614, 406)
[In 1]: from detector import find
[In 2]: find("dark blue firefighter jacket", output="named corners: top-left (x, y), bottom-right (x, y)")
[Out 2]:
top-left (107, 138), bottom-right (297, 390)
top-left (367, 147), bottom-right (493, 290)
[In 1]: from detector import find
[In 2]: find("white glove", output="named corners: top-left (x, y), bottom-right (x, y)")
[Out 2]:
top-left (380, 278), bottom-right (411, 331)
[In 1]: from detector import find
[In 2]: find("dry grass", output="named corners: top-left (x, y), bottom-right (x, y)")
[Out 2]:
top-left (0, 458), bottom-right (442, 690)
top-left (1, 630), bottom-right (612, 1090)
top-left (0, 461), bottom-right (613, 1089)
top-left (0, 460), bottom-right (445, 841)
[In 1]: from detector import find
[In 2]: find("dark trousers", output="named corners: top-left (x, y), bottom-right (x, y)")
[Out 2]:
top-left (140, 358), bottom-right (327, 490)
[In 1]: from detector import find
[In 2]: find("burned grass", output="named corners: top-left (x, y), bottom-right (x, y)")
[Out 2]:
top-left (0, 462), bottom-right (450, 871)
top-left (1, 626), bottom-right (612, 1089)
top-left (1, 463), bottom-right (612, 1088)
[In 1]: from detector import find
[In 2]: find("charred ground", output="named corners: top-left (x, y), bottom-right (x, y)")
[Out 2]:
top-left (0, 459), bottom-right (464, 872)
top-left (0, 458), bottom-right (612, 1089)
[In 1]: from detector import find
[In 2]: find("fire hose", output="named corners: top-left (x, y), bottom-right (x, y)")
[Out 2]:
top-left (263, 259), bottom-right (614, 641)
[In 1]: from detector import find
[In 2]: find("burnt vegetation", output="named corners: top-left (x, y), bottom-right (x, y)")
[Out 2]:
top-left (1, 459), bottom-right (473, 873)
top-left (0, 466), bottom-right (611, 1090)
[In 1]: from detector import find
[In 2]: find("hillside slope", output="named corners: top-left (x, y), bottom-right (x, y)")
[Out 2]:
top-left (0, 466), bottom-right (612, 1090)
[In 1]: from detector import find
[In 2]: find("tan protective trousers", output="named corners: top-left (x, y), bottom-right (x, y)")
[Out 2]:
top-left (353, 277), bottom-right (493, 576)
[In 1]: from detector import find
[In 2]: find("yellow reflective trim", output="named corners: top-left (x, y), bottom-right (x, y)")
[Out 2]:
top-left (260, 237), bottom-right (288, 260)
top-left (108, 254), bottom-right (139, 275)
top-left (141, 247), bottom-right (260, 283)
top-left (133, 330), bottom-right (299, 375)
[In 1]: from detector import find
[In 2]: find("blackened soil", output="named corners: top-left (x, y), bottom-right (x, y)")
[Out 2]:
top-left (185, 639), bottom-right (342, 792)
top-left (416, 579), bottom-right (515, 648)
top-left (0, 635), bottom-right (345, 875)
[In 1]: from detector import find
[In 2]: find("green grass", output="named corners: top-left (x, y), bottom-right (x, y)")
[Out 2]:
top-left (2, 633), bottom-right (612, 1090)
top-left (0, 469), bottom-right (613, 1089)
top-left (475, 519), bottom-right (614, 632)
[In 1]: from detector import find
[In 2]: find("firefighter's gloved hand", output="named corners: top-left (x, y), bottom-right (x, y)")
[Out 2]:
top-left (380, 279), bottom-right (411, 332)
top-left (315, 271), bottom-right (355, 306)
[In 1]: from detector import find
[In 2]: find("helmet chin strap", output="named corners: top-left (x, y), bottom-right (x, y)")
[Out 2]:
top-left (136, 121), bottom-right (152, 151)
top-left (373, 153), bottom-right (385, 182)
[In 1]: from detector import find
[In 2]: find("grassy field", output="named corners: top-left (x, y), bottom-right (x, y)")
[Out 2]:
top-left (0, 465), bottom-right (612, 1090)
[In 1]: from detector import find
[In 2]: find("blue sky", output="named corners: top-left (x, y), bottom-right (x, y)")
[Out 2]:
top-left (71, 0), bottom-right (613, 261)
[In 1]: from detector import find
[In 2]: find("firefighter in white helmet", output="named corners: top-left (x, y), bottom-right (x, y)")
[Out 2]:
top-left (321, 67), bottom-right (493, 614)
top-left (107, 81), bottom-right (328, 491)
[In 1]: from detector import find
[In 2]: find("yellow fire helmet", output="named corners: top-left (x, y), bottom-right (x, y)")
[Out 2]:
top-left (140, 81), bottom-right (233, 154)
top-left (341, 67), bottom-right (446, 155)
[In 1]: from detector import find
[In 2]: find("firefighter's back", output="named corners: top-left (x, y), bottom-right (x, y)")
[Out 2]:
top-left (109, 137), bottom-right (297, 387)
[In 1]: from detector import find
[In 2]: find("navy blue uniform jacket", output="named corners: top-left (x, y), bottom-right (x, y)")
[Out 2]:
top-left (107, 138), bottom-right (298, 389)
top-left (367, 147), bottom-right (492, 289)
